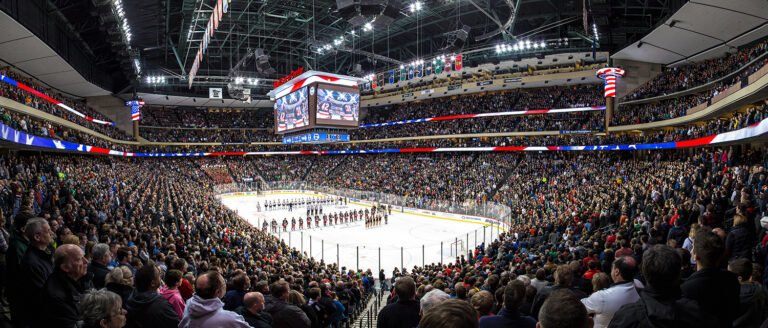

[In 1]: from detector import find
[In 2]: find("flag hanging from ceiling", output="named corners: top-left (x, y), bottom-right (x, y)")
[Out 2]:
top-left (416, 63), bottom-right (423, 78)
top-left (435, 58), bottom-right (444, 74)
top-left (407, 66), bottom-right (414, 80)
top-left (454, 54), bottom-right (463, 71)
top-left (425, 62), bottom-right (433, 76)
top-left (444, 58), bottom-right (452, 72)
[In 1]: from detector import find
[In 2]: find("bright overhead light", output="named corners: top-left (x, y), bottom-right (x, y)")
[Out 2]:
top-left (409, 1), bottom-right (422, 12)
top-left (533, 43), bottom-right (539, 49)
top-left (400, 65), bottom-right (404, 69)
top-left (512, 44), bottom-right (519, 51)
top-left (540, 41), bottom-right (546, 48)
top-left (495, 45), bottom-right (501, 53)
top-left (364, 22), bottom-right (373, 31)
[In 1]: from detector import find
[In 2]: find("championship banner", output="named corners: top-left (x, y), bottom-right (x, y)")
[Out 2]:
top-left (435, 59), bottom-right (443, 74)
top-left (408, 66), bottom-right (414, 80)
top-left (425, 62), bottom-right (433, 76)
top-left (416, 63), bottom-right (423, 78)
top-left (389, 70), bottom-right (396, 84)
top-left (444, 58), bottom-right (452, 72)
top-left (455, 54), bottom-right (463, 71)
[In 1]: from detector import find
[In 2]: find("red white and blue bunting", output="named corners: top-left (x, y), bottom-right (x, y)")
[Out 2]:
top-left (0, 118), bottom-right (766, 157)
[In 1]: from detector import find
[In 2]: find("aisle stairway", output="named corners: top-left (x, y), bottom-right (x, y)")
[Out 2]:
top-left (352, 287), bottom-right (390, 328)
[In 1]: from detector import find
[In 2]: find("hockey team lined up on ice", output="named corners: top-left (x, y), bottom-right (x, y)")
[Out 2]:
top-left (257, 196), bottom-right (392, 233)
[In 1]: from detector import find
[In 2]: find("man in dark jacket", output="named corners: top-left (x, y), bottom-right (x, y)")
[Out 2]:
top-left (235, 292), bottom-right (273, 328)
top-left (682, 229), bottom-right (740, 327)
top-left (17, 218), bottom-right (53, 327)
top-left (88, 243), bottom-right (111, 289)
top-left (125, 262), bottom-right (180, 328)
top-left (6, 211), bottom-right (31, 327)
top-left (479, 280), bottom-right (536, 328)
top-left (728, 258), bottom-right (768, 327)
top-left (609, 245), bottom-right (718, 328)
top-left (35, 244), bottom-right (90, 328)
top-left (264, 280), bottom-right (310, 328)
top-left (377, 276), bottom-right (420, 328)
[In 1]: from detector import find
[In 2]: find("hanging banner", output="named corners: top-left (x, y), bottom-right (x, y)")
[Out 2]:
top-left (425, 62), bottom-right (433, 76)
top-left (444, 58), bottom-right (452, 72)
top-left (416, 63), bottom-right (423, 78)
top-left (455, 54), bottom-right (463, 71)
top-left (435, 59), bottom-right (444, 74)
top-left (389, 70), bottom-right (396, 84)
top-left (188, 0), bottom-right (229, 88)
top-left (400, 67), bottom-right (407, 82)
top-left (408, 66), bottom-right (414, 80)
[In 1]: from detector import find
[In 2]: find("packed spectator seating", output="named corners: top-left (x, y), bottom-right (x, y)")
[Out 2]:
top-left (140, 106), bottom-right (273, 129)
top-left (615, 53), bottom-right (768, 125)
top-left (140, 128), bottom-right (275, 143)
top-left (624, 38), bottom-right (768, 100)
top-left (1, 142), bottom-right (766, 327)
top-left (0, 67), bottom-right (134, 141)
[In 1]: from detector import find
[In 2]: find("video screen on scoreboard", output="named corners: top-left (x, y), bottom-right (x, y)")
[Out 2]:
top-left (315, 84), bottom-right (359, 127)
top-left (274, 86), bottom-right (310, 133)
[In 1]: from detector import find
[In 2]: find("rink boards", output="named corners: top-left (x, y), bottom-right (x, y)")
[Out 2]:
top-left (216, 189), bottom-right (506, 229)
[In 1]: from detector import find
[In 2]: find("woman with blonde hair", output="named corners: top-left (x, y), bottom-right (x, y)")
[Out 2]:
top-left (105, 266), bottom-right (134, 307)
top-left (682, 223), bottom-right (699, 265)
top-left (591, 272), bottom-right (611, 293)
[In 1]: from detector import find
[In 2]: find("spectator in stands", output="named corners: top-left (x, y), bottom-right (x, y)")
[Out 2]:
top-left (37, 244), bottom-right (90, 327)
top-left (223, 272), bottom-right (250, 311)
top-left (172, 258), bottom-right (194, 300)
top-left (105, 266), bottom-right (133, 308)
top-left (728, 258), bottom-right (768, 327)
top-left (531, 264), bottom-right (588, 319)
top-left (79, 290), bottom-right (127, 328)
top-left (531, 269), bottom-right (549, 292)
top-left (419, 299), bottom-right (478, 328)
top-left (125, 262), bottom-right (180, 328)
top-left (591, 273), bottom-right (611, 293)
top-left (264, 280), bottom-right (310, 328)
top-left (609, 245), bottom-right (716, 328)
top-left (471, 290), bottom-right (495, 319)
top-left (303, 287), bottom-right (323, 328)
top-left (682, 229), bottom-right (740, 327)
top-left (581, 256), bottom-right (640, 328)
top-left (179, 270), bottom-right (250, 328)
top-left (378, 276), bottom-right (420, 328)
top-left (539, 290), bottom-right (592, 328)
top-left (18, 217), bottom-right (53, 327)
top-left (726, 214), bottom-right (754, 260)
top-left (420, 289), bottom-right (450, 316)
top-left (159, 269), bottom-right (185, 320)
top-left (88, 243), bottom-right (111, 289)
top-left (235, 292), bottom-right (273, 328)
top-left (479, 280), bottom-right (536, 328)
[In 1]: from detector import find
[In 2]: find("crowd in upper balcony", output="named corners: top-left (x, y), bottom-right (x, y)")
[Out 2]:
top-left (623, 38), bottom-right (768, 101)
top-left (0, 67), bottom-right (134, 141)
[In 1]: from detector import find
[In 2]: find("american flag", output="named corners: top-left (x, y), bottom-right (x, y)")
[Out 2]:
top-left (131, 105), bottom-right (140, 121)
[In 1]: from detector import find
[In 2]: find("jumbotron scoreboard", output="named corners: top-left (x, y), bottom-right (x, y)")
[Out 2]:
top-left (267, 70), bottom-right (365, 144)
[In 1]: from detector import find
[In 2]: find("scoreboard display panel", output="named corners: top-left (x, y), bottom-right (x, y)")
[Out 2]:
top-left (315, 84), bottom-right (360, 128)
top-left (274, 86), bottom-right (310, 133)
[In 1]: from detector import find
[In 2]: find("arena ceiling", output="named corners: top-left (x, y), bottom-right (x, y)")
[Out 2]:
top-left (47, 0), bottom-right (684, 97)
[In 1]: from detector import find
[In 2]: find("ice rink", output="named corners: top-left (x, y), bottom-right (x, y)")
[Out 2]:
top-left (220, 192), bottom-right (503, 274)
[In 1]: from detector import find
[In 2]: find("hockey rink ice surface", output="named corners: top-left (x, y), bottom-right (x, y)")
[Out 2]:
top-left (221, 193), bottom-right (502, 273)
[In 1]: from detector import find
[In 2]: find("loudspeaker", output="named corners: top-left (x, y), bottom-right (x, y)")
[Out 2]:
top-left (452, 25), bottom-right (471, 48)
